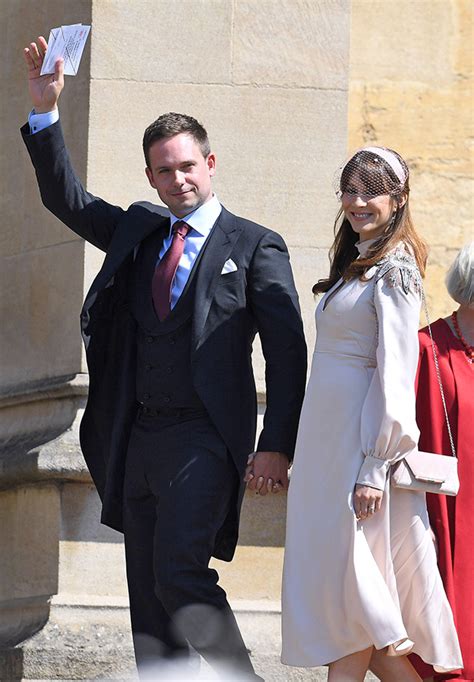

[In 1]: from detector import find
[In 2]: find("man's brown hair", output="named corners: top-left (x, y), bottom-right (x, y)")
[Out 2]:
top-left (143, 112), bottom-right (211, 168)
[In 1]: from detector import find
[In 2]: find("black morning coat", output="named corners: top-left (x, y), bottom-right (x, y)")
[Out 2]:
top-left (21, 121), bottom-right (307, 561)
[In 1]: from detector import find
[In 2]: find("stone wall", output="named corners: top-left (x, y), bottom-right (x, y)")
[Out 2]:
top-left (1, 0), bottom-right (92, 393)
top-left (348, 0), bottom-right (473, 319)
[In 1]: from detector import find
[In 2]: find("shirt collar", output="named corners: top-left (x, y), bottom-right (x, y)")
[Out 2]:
top-left (355, 237), bottom-right (379, 257)
top-left (168, 194), bottom-right (222, 237)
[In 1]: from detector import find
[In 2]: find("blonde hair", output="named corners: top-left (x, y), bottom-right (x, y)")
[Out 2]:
top-left (446, 242), bottom-right (474, 305)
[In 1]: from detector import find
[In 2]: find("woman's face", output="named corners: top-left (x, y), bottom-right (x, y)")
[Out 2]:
top-left (341, 174), bottom-right (396, 242)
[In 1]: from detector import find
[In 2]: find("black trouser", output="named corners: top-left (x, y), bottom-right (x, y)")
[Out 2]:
top-left (123, 410), bottom-right (258, 679)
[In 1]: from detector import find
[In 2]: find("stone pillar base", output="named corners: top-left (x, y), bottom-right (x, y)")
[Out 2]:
top-left (0, 598), bottom-right (136, 681)
top-left (0, 376), bottom-right (136, 682)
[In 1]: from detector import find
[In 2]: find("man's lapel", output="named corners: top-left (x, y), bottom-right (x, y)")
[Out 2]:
top-left (87, 207), bottom-right (169, 299)
top-left (192, 207), bottom-right (243, 350)
top-left (81, 207), bottom-right (169, 340)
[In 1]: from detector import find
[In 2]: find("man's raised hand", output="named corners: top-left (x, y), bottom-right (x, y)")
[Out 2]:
top-left (23, 37), bottom-right (64, 113)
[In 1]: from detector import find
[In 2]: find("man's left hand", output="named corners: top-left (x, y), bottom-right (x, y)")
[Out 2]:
top-left (244, 451), bottom-right (289, 496)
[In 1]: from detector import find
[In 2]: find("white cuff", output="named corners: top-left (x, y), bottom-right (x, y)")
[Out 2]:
top-left (29, 108), bottom-right (59, 134)
top-left (356, 455), bottom-right (390, 491)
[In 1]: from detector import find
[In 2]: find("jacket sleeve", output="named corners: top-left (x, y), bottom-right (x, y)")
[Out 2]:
top-left (248, 230), bottom-right (307, 460)
top-left (356, 260), bottom-right (422, 490)
top-left (21, 120), bottom-right (124, 252)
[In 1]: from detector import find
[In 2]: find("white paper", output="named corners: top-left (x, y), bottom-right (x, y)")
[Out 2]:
top-left (40, 24), bottom-right (91, 76)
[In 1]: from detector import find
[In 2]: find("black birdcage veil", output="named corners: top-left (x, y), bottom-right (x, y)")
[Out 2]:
top-left (335, 147), bottom-right (408, 201)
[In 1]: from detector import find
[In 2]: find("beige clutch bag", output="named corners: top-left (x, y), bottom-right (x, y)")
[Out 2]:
top-left (391, 450), bottom-right (459, 496)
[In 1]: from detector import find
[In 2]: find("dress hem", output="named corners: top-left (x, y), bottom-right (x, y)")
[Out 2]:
top-left (281, 638), bottom-right (462, 672)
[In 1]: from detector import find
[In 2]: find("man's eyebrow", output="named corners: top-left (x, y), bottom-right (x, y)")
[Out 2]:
top-left (155, 160), bottom-right (196, 171)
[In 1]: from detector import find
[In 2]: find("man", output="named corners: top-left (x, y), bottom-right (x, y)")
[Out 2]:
top-left (22, 37), bottom-right (307, 679)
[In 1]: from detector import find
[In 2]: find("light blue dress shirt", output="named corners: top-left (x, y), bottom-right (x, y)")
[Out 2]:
top-left (29, 109), bottom-right (222, 309)
top-left (164, 196), bottom-right (222, 308)
top-left (29, 108), bottom-right (59, 132)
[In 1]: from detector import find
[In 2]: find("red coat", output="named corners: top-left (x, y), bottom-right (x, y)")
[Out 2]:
top-left (412, 318), bottom-right (474, 681)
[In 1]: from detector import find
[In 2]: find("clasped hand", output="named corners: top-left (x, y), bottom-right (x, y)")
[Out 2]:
top-left (244, 451), bottom-right (290, 496)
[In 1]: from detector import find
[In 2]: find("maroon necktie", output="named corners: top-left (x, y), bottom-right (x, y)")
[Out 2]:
top-left (152, 220), bottom-right (190, 321)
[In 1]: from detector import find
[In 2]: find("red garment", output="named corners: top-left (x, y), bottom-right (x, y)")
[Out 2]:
top-left (411, 318), bottom-right (474, 681)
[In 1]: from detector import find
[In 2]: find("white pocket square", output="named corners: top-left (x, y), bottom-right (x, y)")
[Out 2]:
top-left (221, 259), bottom-right (238, 274)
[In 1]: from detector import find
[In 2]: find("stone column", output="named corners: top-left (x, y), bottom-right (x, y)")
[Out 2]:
top-left (1, 1), bottom-right (350, 679)
top-left (1, 1), bottom-right (134, 679)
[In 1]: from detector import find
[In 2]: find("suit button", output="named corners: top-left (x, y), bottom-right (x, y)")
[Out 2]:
top-left (167, 366), bottom-right (173, 374)
top-left (146, 336), bottom-right (154, 343)
top-left (145, 364), bottom-right (153, 371)
top-left (143, 393), bottom-right (151, 401)
top-left (169, 337), bottom-right (176, 345)
top-left (163, 396), bottom-right (171, 403)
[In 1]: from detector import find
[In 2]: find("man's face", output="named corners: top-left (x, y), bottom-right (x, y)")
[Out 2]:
top-left (145, 133), bottom-right (216, 217)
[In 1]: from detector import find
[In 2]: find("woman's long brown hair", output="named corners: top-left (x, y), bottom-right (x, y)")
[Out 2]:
top-left (313, 150), bottom-right (428, 295)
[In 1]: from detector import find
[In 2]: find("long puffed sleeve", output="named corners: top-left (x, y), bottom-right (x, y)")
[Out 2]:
top-left (356, 253), bottom-right (422, 490)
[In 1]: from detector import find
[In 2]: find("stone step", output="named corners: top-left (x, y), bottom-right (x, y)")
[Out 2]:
top-left (9, 602), bottom-right (378, 681)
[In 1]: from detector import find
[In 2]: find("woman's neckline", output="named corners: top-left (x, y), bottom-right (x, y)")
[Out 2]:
top-left (355, 238), bottom-right (379, 257)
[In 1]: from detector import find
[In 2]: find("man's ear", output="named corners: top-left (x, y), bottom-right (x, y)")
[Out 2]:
top-left (207, 153), bottom-right (216, 177)
top-left (145, 166), bottom-right (156, 189)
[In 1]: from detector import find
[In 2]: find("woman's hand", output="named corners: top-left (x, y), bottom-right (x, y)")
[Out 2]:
top-left (353, 484), bottom-right (383, 520)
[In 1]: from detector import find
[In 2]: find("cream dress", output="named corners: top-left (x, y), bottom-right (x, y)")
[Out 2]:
top-left (282, 241), bottom-right (462, 672)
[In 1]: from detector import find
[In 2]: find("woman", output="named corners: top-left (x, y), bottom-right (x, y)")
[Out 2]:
top-left (281, 147), bottom-right (463, 681)
top-left (411, 243), bottom-right (473, 682)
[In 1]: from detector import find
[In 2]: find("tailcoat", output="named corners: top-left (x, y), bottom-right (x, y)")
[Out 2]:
top-left (21, 121), bottom-right (307, 560)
